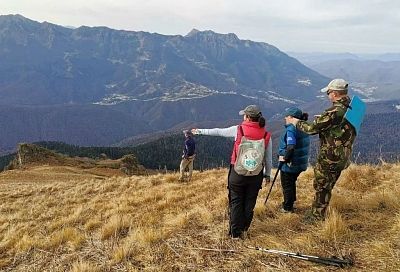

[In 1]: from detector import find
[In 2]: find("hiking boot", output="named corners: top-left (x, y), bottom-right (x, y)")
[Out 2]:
top-left (303, 209), bottom-right (323, 224)
top-left (281, 208), bottom-right (294, 213)
top-left (240, 231), bottom-right (250, 240)
top-left (229, 233), bottom-right (242, 240)
top-left (228, 231), bottom-right (249, 240)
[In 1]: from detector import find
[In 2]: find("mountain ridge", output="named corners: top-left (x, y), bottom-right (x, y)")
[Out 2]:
top-left (0, 14), bottom-right (328, 106)
top-left (288, 52), bottom-right (400, 101)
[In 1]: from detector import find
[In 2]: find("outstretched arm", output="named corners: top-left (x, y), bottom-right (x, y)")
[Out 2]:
top-left (192, 126), bottom-right (238, 139)
top-left (296, 108), bottom-right (339, 135)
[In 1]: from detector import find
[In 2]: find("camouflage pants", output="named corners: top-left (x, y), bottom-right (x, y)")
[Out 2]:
top-left (312, 163), bottom-right (342, 219)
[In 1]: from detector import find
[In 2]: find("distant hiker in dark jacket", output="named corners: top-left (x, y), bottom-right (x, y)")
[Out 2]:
top-left (278, 107), bottom-right (310, 213)
top-left (179, 130), bottom-right (196, 182)
top-left (192, 105), bottom-right (272, 239)
top-left (290, 79), bottom-right (357, 221)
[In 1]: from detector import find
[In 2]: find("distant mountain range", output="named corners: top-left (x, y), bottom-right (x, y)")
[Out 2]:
top-left (288, 52), bottom-right (400, 65)
top-left (0, 15), bottom-right (328, 106)
top-left (289, 52), bottom-right (400, 101)
top-left (309, 59), bottom-right (400, 101)
top-left (0, 14), bottom-right (330, 152)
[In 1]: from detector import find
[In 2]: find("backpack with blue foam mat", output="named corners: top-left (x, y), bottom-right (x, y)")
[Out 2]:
top-left (344, 96), bottom-right (366, 135)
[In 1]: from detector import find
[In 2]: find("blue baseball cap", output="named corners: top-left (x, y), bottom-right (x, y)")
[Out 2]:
top-left (285, 107), bottom-right (303, 119)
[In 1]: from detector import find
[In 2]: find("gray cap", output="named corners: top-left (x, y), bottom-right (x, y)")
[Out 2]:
top-left (322, 78), bottom-right (349, 94)
top-left (239, 105), bottom-right (261, 117)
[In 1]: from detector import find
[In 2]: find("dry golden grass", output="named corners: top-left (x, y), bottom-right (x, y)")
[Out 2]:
top-left (0, 163), bottom-right (399, 271)
top-left (319, 208), bottom-right (351, 242)
top-left (70, 260), bottom-right (100, 272)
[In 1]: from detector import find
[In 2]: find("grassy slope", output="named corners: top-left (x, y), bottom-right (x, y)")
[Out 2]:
top-left (0, 163), bottom-right (399, 271)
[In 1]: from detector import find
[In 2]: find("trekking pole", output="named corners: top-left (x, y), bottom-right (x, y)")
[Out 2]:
top-left (264, 162), bottom-right (283, 206)
top-left (246, 246), bottom-right (354, 268)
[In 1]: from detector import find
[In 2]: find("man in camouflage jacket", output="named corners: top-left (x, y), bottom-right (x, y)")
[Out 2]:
top-left (291, 79), bottom-right (356, 220)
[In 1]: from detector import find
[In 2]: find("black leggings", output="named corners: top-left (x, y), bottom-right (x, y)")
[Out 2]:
top-left (228, 166), bottom-right (263, 238)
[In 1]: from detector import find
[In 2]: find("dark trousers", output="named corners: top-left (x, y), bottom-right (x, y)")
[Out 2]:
top-left (280, 171), bottom-right (301, 211)
top-left (228, 166), bottom-right (263, 238)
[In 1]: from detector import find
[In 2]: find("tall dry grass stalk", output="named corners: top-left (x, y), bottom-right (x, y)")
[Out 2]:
top-left (100, 215), bottom-right (131, 240)
top-left (70, 260), bottom-right (99, 272)
top-left (340, 164), bottom-right (380, 191)
top-left (14, 234), bottom-right (35, 253)
top-left (46, 227), bottom-right (85, 250)
top-left (361, 188), bottom-right (400, 213)
top-left (111, 240), bottom-right (141, 264)
top-left (129, 227), bottom-right (165, 247)
top-left (319, 208), bottom-right (350, 242)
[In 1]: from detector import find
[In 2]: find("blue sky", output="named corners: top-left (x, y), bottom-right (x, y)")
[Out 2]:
top-left (1, 0), bottom-right (399, 53)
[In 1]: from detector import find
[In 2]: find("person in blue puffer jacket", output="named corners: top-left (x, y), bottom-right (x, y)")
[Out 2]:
top-left (278, 107), bottom-right (310, 212)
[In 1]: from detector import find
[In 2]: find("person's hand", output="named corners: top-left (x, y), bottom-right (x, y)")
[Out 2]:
top-left (191, 128), bottom-right (201, 135)
top-left (278, 156), bottom-right (285, 162)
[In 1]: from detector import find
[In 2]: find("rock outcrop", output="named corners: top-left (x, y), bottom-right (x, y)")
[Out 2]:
top-left (6, 143), bottom-right (145, 175)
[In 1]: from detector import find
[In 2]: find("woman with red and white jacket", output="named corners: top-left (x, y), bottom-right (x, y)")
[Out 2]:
top-left (192, 105), bottom-right (272, 239)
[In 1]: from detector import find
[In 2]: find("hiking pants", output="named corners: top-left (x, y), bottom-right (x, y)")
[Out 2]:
top-left (179, 156), bottom-right (195, 180)
top-left (280, 171), bottom-right (301, 211)
top-left (312, 163), bottom-right (342, 218)
top-left (228, 166), bottom-right (263, 238)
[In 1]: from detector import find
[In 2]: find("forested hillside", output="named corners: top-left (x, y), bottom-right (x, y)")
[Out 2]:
top-left (128, 111), bottom-right (400, 167)
top-left (1, 111), bottom-right (398, 172)
top-left (129, 135), bottom-right (233, 171)
top-left (302, 112), bottom-right (400, 165)
top-left (353, 112), bottom-right (400, 163)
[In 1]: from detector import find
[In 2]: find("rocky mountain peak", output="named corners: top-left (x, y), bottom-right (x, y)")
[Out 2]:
top-left (185, 28), bottom-right (200, 37)
top-left (0, 14), bottom-right (28, 22)
top-left (0, 14), bottom-right (38, 28)
top-left (185, 28), bottom-right (240, 45)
